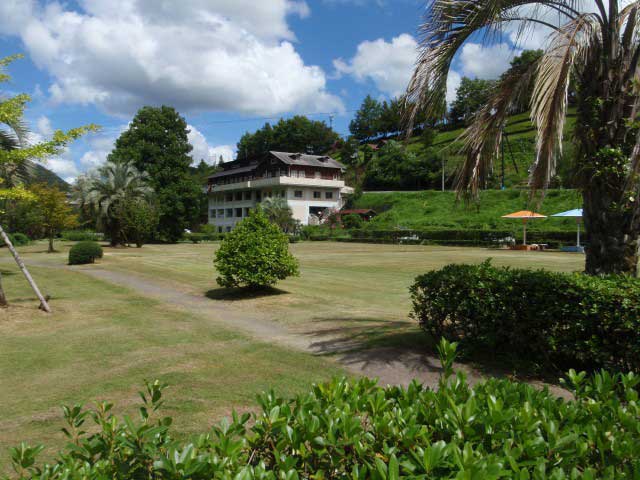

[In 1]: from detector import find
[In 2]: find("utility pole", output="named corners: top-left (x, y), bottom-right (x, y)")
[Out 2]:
top-left (329, 114), bottom-right (334, 130)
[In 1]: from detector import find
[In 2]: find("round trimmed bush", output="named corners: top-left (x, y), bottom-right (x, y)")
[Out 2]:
top-left (214, 209), bottom-right (299, 288)
top-left (68, 241), bottom-right (104, 265)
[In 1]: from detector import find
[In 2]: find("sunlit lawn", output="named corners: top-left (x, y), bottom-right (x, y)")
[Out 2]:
top-left (0, 240), bottom-right (584, 469)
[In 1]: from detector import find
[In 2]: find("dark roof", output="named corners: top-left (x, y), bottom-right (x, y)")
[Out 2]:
top-left (270, 151), bottom-right (345, 169)
top-left (339, 209), bottom-right (377, 215)
top-left (208, 164), bottom-right (256, 179)
top-left (208, 151), bottom-right (345, 180)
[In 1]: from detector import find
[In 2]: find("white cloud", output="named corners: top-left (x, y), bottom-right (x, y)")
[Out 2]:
top-left (446, 70), bottom-right (462, 104)
top-left (188, 125), bottom-right (234, 165)
top-left (1, 0), bottom-right (342, 116)
top-left (333, 33), bottom-right (417, 97)
top-left (458, 42), bottom-right (521, 79)
top-left (36, 115), bottom-right (52, 136)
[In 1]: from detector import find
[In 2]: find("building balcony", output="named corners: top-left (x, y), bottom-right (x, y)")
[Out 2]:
top-left (208, 175), bottom-right (345, 193)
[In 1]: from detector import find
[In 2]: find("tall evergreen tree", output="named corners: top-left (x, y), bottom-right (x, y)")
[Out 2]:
top-left (349, 95), bottom-right (383, 141)
top-left (109, 106), bottom-right (201, 242)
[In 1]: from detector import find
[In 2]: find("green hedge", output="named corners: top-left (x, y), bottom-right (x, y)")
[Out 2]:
top-left (61, 230), bottom-right (103, 242)
top-left (0, 232), bottom-right (30, 247)
top-left (303, 228), bottom-right (578, 247)
top-left (184, 232), bottom-right (225, 243)
top-left (68, 241), bottom-right (104, 265)
top-left (411, 261), bottom-right (640, 372)
top-left (7, 344), bottom-right (640, 479)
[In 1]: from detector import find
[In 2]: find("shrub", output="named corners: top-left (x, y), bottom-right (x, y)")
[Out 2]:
top-left (0, 232), bottom-right (30, 247)
top-left (68, 241), bottom-right (104, 265)
top-left (342, 213), bottom-right (364, 229)
top-left (288, 234), bottom-right (301, 243)
top-left (186, 232), bottom-right (207, 243)
top-left (61, 230), bottom-right (102, 241)
top-left (214, 209), bottom-right (299, 288)
top-left (411, 260), bottom-right (640, 372)
top-left (7, 342), bottom-right (640, 479)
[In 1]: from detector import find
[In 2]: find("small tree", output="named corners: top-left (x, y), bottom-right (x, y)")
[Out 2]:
top-left (214, 209), bottom-right (299, 289)
top-left (30, 184), bottom-right (78, 253)
top-left (121, 198), bottom-right (159, 248)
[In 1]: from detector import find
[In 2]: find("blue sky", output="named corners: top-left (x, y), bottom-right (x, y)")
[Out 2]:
top-left (0, 0), bottom-right (540, 182)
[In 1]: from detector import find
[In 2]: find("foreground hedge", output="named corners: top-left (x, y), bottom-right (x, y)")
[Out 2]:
top-left (0, 232), bottom-right (30, 247)
top-left (411, 261), bottom-right (640, 372)
top-left (7, 343), bottom-right (640, 479)
top-left (68, 241), bottom-right (104, 265)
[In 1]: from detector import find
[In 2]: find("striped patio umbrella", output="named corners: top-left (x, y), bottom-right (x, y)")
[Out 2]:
top-left (501, 210), bottom-right (547, 246)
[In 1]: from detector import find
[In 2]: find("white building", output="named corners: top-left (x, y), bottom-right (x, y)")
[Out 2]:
top-left (206, 151), bottom-right (354, 231)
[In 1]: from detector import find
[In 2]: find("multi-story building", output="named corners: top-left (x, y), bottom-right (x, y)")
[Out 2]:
top-left (206, 151), bottom-right (353, 231)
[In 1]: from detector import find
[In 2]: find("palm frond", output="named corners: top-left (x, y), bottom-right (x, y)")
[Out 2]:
top-left (455, 56), bottom-right (540, 197)
top-left (404, 0), bottom-right (577, 131)
top-left (529, 13), bottom-right (601, 191)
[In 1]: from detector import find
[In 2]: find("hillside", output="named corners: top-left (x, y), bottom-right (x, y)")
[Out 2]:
top-left (333, 110), bottom-right (577, 189)
top-left (3, 159), bottom-right (70, 191)
top-left (352, 189), bottom-right (582, 232)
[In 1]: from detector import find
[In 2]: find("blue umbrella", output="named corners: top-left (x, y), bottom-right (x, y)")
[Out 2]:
top-left (551, 209), bottom-right (583, 247)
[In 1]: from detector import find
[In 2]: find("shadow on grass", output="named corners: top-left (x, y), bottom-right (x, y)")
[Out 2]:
top-left (301, 316), bottom-right (445, 374)
top-left (205, 286), bottom-right (289, 301)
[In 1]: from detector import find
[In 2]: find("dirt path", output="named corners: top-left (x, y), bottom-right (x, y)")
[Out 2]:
top-left (81, 268), bottom-right (473, 388)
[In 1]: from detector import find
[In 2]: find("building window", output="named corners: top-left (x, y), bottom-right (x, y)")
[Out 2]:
top-left (313, 191), bottom-right (321, 199)
top-left (217, 209), bottom-right (224, 217)
top-left (210, 209), bottom-right (216, 218)
top-left (244, 207), bottom-right (250, 217)
top-left (325, 192), bottom-right (333, 199)
top-left (235, 208), bottom-right (243, 217)
top-left (333, 172), bottom-right (340, 180)
top-left (218, 226), bottom-right (223, 233)
top-left (244, 191), bottom-right (252, 200)
top-left (299, 170), bottom-right (306, 178)
top-left (226, 226), bottom-right (232, 232)
top-left (315, 171), bottom-right (321, 179)
top-left (294, 190), bottom-right (303, 198)
top-left (226, 209), bottom-right (233, 218)
top-left (225, 193), bottom-right (233, 202)
top-left (235, 192), bottom-right (242, 201)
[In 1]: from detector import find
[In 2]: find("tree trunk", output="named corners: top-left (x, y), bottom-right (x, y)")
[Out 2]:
top-left (48, 233), bottom-right (54, 253)
top-left (0, 223), bottom-right (51, 312)
top-left (583, 190), bottom-right (639, 276)
top-left (0, 272), bottom-right (7, 308)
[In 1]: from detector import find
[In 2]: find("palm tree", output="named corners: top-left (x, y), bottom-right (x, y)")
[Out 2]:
top-left (406, 1), bottom-right (640, 275)
top-left (260, 196), bottom-right (297, 233)
top-left (87, 161), bottom-right (152, 246)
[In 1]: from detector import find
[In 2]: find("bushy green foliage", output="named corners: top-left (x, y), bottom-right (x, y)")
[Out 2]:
top-left (411, 261), bottom-right (640, 372)
top-left (237, 115), bottom-right (339, 160)
top-left (342, 214), bottom-right (364, 230)
top-left (68, 241), bottom-right (104, 265)
top-left (61, 230), bottom-right (102, 241)
top-left (0, 232), bottom-right (29, 247)
top-left (8, 342), bottom-right (640, 479)
top-left (214, 210), bottom-right (299, 288)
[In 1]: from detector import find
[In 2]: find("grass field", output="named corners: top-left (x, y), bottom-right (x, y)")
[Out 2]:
top-left (0, 240), bottom-right (585, 469)
top-left (353, 189), bottom-right (582, 231)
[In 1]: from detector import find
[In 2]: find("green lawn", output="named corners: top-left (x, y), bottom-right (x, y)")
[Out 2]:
top-left (353, 189), bottom-right (582, 231)
top-left (0, 240), bottom-right (585, 469)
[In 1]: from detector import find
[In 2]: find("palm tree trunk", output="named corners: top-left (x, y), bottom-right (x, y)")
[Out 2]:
top-left (583, 190), bottom-right (639, 276)
top-left (0, 223), bottom-right (52, 312)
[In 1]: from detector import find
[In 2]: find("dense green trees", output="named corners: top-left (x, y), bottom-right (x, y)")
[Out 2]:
top-left (449, 78), bottom-right (497, 126)
top-left (237, 116), bottom-right (338, 160)
top-left (260, 197), bottom-right (297, 233)
top-left (363, 141), bottom-right (444, 191)
top-left (109, 106), bottom-right (201, 242)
